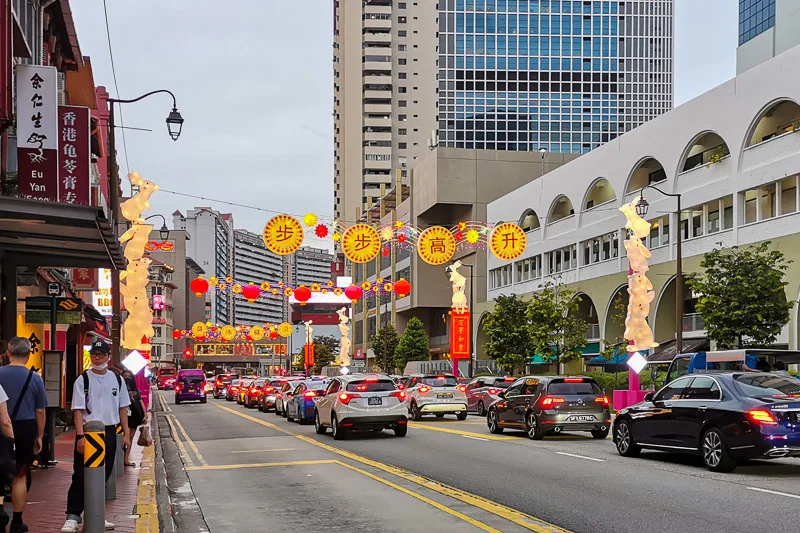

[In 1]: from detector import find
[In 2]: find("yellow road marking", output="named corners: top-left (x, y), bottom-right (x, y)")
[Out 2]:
top-left (408, 422), bottom-right (518, 441)
top-left (156, 391), bottom-right (172, 413)
top-left (186, 459), bottom-right (337, 471)
top-left (217, 402), bottom-right (570, 533)
top-left (334, 461), bottom-right (503, 533)
top-left (172, 415), bottom-right (208, 466)
top-left (164, 415), bottom-right (193, 466)
top-left (231, 448), bottom-right (296, 454)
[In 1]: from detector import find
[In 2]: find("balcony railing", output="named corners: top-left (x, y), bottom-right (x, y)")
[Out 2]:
top-left (586, 323), bottom-right (601, 340)
top-left (682, 313), bottom-right (705, 332)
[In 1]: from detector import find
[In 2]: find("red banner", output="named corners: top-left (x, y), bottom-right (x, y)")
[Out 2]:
top-left (58, 106), bottom-right (91, 204)
top-left (304, 343), bottom-right (315, 367)
top-left (449, 310), bottom-right (471, 359)
top-left (72, 268), bottom-right (98, 290)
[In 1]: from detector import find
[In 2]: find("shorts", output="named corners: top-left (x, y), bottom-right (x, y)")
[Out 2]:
top-left (11, 419), bottom-right (37, 475)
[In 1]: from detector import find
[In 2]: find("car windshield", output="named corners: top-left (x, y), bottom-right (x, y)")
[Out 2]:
top-left (734, 374), bottom-right (800, 397)
top-left (181, 375), bottom-right (205, 385)
top-left (421, 376), bottom-right (457, 387)
top-left (217, 376), bottom-right (232, 383)
top-left (346, 379), bottom-right (396, 392)
top-left (490, 379), bottom-right (514, 389)
top-left (547, 381), bottom-right (602, 395)
top-left (306, 381), bottom-right (328, 390)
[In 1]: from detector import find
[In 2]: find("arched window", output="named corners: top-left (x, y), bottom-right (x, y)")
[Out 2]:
top-left (626, 158), bottom-right (666, 194)
top-left (518, 209), bottom-right (541, 231)
top-left (680, 132), bottom-right (730, 172)
top-left (547, 195), bottom-right (575, 223)
top-left (584, 178), bottom-right (616, 210)
top-left (746, 99), bottom-right (800, 147)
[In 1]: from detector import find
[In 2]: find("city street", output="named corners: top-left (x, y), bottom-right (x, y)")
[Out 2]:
top-left (156, 392), bottom-right (800, 533)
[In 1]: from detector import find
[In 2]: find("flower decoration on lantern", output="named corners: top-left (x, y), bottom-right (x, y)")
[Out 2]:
top-left (231, 283), bottom-right (243, 294)
top-left (225, 276), bottom-right (233, 284)
top-left (394, 278), bottom-right (411, 298)
top-left (315, 224), bottom-right (329, 238)
top-left (394, 221), bottom-right (405, 229)
top-left (218, 283), bottom-right (227, 291)
top-left (190, 276), bottom-right (209, 297)
top-left (454, 231), bottom-right (464, 241)
top-left (208, 276), bottom-right (218, 286)
top-left (333, 288), bottom-right (343, 296)
top-left (344, 285), bottom-right (363, 304)
top-left (271, 288), bottom-right (279, 295)
top-left (458, 221), bottom-right (467, 232)
top-left (242, 283), bottom-right (261, 303)
top-left (332, 232), bottom-right (341, 242)
top-left (303, 212), bottom-right (318, 227)
top-left (380, 226), bottom-right (394, 242)
top-left (311, 283), bottom-right (321, 293)
top-left (383, 282), bottom-right (393, 293)
top-left (381, 246), bottom-right (390, 257)
top-left (269, 331), bottom-right (279, 339)
top-left (260, 281), bottom-right (271, 292)
top-left (398, 234), bottom-right (407, 244)
top-left (466, 229), bottom-right (480, 244)
top-left (283, 287), bottom-right (294, 297)
top-left (294, 285), bottom-right (312, 306)
top-left (326, 280), bottom-right (334, 288)
top-left (361, 281), bottom-right (372, 291)
top-left (376, 277), bottom-right (383, 284)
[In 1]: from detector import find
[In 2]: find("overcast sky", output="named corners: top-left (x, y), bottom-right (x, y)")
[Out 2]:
top-left (71, 0), bottom-right (737, 234)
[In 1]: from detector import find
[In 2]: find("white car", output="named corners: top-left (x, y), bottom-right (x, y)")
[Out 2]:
top-left (404, 374), bottom-right (468, 421)
top-left (314, 374), bottom-right (408, 440)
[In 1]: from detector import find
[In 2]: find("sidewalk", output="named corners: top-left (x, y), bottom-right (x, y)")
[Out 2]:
top-left (17, 429), bottom-right (156, 533)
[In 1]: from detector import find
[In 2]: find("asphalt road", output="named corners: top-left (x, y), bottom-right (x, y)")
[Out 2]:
top-left (157, 392), bottom-right (800, 533)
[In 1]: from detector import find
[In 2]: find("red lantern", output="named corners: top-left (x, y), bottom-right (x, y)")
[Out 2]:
top-left (190, 276), bottom-right (209, 297)
top-left (241, 284), bottom-right (261, 303)
top-left (269, 331), bottom-right (279, 339)
top-left (344, 285), bottom-right (363, 304)
top-left (394, 278), bottom-right (411, 298)
top-left (172, 329), bottom-right (181, 340)
top-left (294, 285), bottom-right (312, 306)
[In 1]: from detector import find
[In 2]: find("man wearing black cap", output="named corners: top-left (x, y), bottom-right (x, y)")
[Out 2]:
top-left (61, 341), bottom-right (130, 533)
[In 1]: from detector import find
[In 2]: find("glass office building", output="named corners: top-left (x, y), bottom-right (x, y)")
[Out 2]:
top-left (738, 0), bottom-right (776, 45)
top-left (438, 0), bottom-right (673, 153)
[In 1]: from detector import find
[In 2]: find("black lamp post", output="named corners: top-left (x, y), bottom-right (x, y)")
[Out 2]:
top-left (145, 214), bottom-right (170, 242)
top-left (635, 185), bottom-right (683, 356)
top-left (108, 90), bottom-right (183, 364)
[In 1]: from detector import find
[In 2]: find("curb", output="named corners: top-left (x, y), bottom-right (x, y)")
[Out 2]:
top-left (134, 441), bottom-right (159, 532)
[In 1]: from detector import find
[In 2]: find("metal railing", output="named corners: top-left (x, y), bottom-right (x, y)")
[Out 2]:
top-left (682, 313), bottom-right (705, 332)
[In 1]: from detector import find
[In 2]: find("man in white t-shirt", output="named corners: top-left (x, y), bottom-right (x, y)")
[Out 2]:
top-left (61, 341), bottom-right (130, 533)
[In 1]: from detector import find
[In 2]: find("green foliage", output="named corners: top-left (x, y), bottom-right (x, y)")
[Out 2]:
top-left (599, 292), bottom-right (627, 389)
top-left (482, 294), bottom-right (535, 374)
top-left (687, 242), bottom-right (794, 349)
top-left (527, 282), bottom-right (588, 365)
top-left (395, 317), bottom-right (429, 370)
top-left (371, 325), bottom-right (400, 373)
top-left (312, 335), bottom-right (339, 373)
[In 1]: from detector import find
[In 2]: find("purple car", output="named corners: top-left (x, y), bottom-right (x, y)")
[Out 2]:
top-left (175, 369), bottom-right (208, 404)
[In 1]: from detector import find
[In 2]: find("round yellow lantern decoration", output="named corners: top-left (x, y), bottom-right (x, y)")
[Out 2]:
top-left (220, 325), bottom-right (237, 341)
top-left (263, 214), bottom-right (304, 255)
top-left (278, 322), bottom-right (293, 338)
top-left (417, 226), bottom-right (456, 266)
top-left (341, 224), bottom-right (381, 263)
top-left (489, 223), bottom-right (527, 261)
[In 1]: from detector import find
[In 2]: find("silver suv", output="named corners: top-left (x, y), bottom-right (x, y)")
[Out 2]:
top-left (404, 374), bottom-right (468, 421)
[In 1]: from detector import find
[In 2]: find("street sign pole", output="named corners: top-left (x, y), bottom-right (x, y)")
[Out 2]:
top-left (44, 282), bottom-right (60, 466)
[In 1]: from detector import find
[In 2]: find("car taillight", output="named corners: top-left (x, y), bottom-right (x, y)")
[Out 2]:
top-left (250, 389), bottom-right (260, 396)
top-left (304, 391), bottom-right (317, 398)
top-left (389, 390), bottom-right (406, 401)
top-left (436, 376), bottom-right (446, 380)
top-left (564, 378), bottom-right (584, 383)
top-left (747, 409), bottom-right (778, 426)
top-left (366, 378), bottom-right (378, 382)
top-left (595, 396), bottom-right (610, 407)
top-left (216, 380), bottom-right (222, 386)
top-left (488, 388), bottom-right (498, 395)
top-left (338, 392), bottom-right (361, 405)
top-left (397, 384), bottom-right (405, 390)
top-left (175, 385), bottom-right (181, 393)
top-left (264, 387), bottom-right (274, 393)
top-left (418, 386), bottom-right (432, 394)
top-left (540, 396), bottom-right (565, 407)
top-left (457, 385), bottom-right (467, 393)
top-left (504, 377), bottom-right (514, 381)
top-left (355, 384), bottom-right (368, 391)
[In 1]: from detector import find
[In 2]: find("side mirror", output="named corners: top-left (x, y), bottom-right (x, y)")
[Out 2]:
top-left (497, 391), bottom-right (507, 399)
top-left (644, 392), bottom-right (655, 402)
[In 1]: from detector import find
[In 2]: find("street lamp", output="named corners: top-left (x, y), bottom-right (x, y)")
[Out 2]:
top-left (108, 89), bottom-right (183, 364)
top-left (636, 185), bottom-right (683, 356)
top-left (145, 214), bottom-right (170, 242)
top-left (539, 147), bottom-right (547, 177)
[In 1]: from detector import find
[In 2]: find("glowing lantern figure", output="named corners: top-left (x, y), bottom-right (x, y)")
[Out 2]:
top-left (620, 197), bottom-right (659, 353)
top-left (241, 284), bottom-right (261, 303)
top-left (190, 277), bottom-right (209, 297)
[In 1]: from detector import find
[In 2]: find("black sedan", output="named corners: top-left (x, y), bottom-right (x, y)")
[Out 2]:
top-left (613, 372), bottom-right (800, 472)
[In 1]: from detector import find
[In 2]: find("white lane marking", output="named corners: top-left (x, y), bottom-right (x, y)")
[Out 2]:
top-left (461, 435), bottom-right (489, 442)
top-left (555, 451), bottom-right (605, 462)
top-left (747, 487), bottom-right (800, 500)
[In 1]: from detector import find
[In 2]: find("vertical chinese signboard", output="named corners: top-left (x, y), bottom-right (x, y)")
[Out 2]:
top-left (449, 310), bottom-right (471, 360)
top-left (58, 106), bottom-right (90, 204)
top-left (16, 65), bottom-right (58, 201)
top-left (71, 268), bottom-right (98, 291)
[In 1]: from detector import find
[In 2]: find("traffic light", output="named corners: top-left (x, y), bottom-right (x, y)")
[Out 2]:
top-left (183, 349), bottom-right (192, 358)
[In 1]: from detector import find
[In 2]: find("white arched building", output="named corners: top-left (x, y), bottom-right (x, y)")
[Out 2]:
top-left (485, 43), bottom-right (800, 360)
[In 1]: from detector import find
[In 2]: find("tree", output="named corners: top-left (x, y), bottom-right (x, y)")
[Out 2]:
top-left (371, 325), bottom-right (400, 373)
top-left (312, 335), bottom-right (339, 373)
top-left (481, 294), bottom-right (535, 374)
top-left (394, 317), bottom-right (429, 372)
top-left (687, 242), bottom-right (794, 349)
top-left (599, 291), bottom-right (628, 389)
top-left (527, 282), bottom-right (588, 366)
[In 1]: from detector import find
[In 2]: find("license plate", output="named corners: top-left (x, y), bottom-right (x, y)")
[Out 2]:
top-left (188, 389), bottom-right (195, 393)
top-left (437, 393), bottom-right (454, 399)
top-left (792, 412), bottom-right (800, 423)
top-left (566, 415), bottom-right (596, 422)
top-left (368, 397), bottom-right (382, 406)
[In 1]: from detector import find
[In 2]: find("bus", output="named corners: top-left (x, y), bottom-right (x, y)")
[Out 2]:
top-left (156, 367), bottom-right (177, 389)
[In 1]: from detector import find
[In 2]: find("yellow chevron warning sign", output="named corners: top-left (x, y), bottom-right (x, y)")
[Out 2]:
top-left (116, 424), bottom-right (123, 435)
top-left (84, 432), bottom-right (105, 468)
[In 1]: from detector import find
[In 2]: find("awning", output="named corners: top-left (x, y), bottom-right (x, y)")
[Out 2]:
top-left (587, 350), bottom-right (630, 366)
top-left (0, 197), bottom-right (124, 270)
top-left (646, 338), bottom-right (710, 363)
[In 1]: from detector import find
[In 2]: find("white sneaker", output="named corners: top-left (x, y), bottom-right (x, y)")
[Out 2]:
top-left (105, 520), bottom-right (115, 530)
top-left (60, 519), bottom-right (79, 533)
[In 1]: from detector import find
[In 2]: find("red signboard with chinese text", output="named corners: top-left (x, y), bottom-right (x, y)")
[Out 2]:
top-left (72, 268), bottom-right (98, 291)
top-left (58, 106), bottom-right (91, 204)
top-left (449, 310), bottom-right (471, 359)
top-left (17, 65), bottom-right (58, 201)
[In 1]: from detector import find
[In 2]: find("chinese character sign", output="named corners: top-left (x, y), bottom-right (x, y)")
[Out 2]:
top-left (417, 226), bottom-right (456, 265)
top-left (152, 295), bottom-right (166, 311)
top-left (263, 215), bottom-right (304, 255)
top-left (449, 310), bottom-right (470, 359)
top-left (93, 268), bottom-right (113, 315)
top-left (341, 224), bottom-right (381, 263)
top-left (489, 223), bottom-right (527, 261)
top-left (58, 106), bottom-right (90, 204)
top-left (71, 268), bottom-right (98, 291)
top-left (16, 65), bottom-right (58, 201)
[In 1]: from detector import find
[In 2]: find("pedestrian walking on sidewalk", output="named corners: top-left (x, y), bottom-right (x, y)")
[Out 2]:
top-left (61, 341), bottom-right (130, 533)
top-left (0, 381), bottom-right (16, 532)
top-left (0, 337), bottom-right (46, 533)
top-left (120, 370), bottom-right (146, 467)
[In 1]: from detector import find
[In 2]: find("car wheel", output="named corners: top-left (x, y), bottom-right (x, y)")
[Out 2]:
top-left (286, 406), bottom-right (294, 422)
top-left (702, 427), bottom-right (737, 472)
top-left (435, 413), bottom-right (445, 419)
top-left (456, 411), bottom-right (468, 421)
top-left (201, 397), bottom-right (207, 404)
top-left (315, 411), bottom-right (327, 435)
top-left (394, 424), bottom-right (408, 437)
top-left (476, 402), bottom-right (486, 417)
top-left (411, 402), bottom-right (423, 421)
top-left (615, 420), bottom-right (641, 457)
top-left (281, 406), bottom-right (288, 418)
top-left (591, 428), bottom-right (609, 439)
top-left (525, 412), bottom-right (545, 440)
top-left (175, 398), bottom-right (180, 405)
top-left (487, 408), bottom-right (503, 434)
top-left (332, 415), bottom-right (346, 440)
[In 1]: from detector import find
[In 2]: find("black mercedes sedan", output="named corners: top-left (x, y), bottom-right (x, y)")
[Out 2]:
top-left (613, 372), bottom-right (800, 472)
